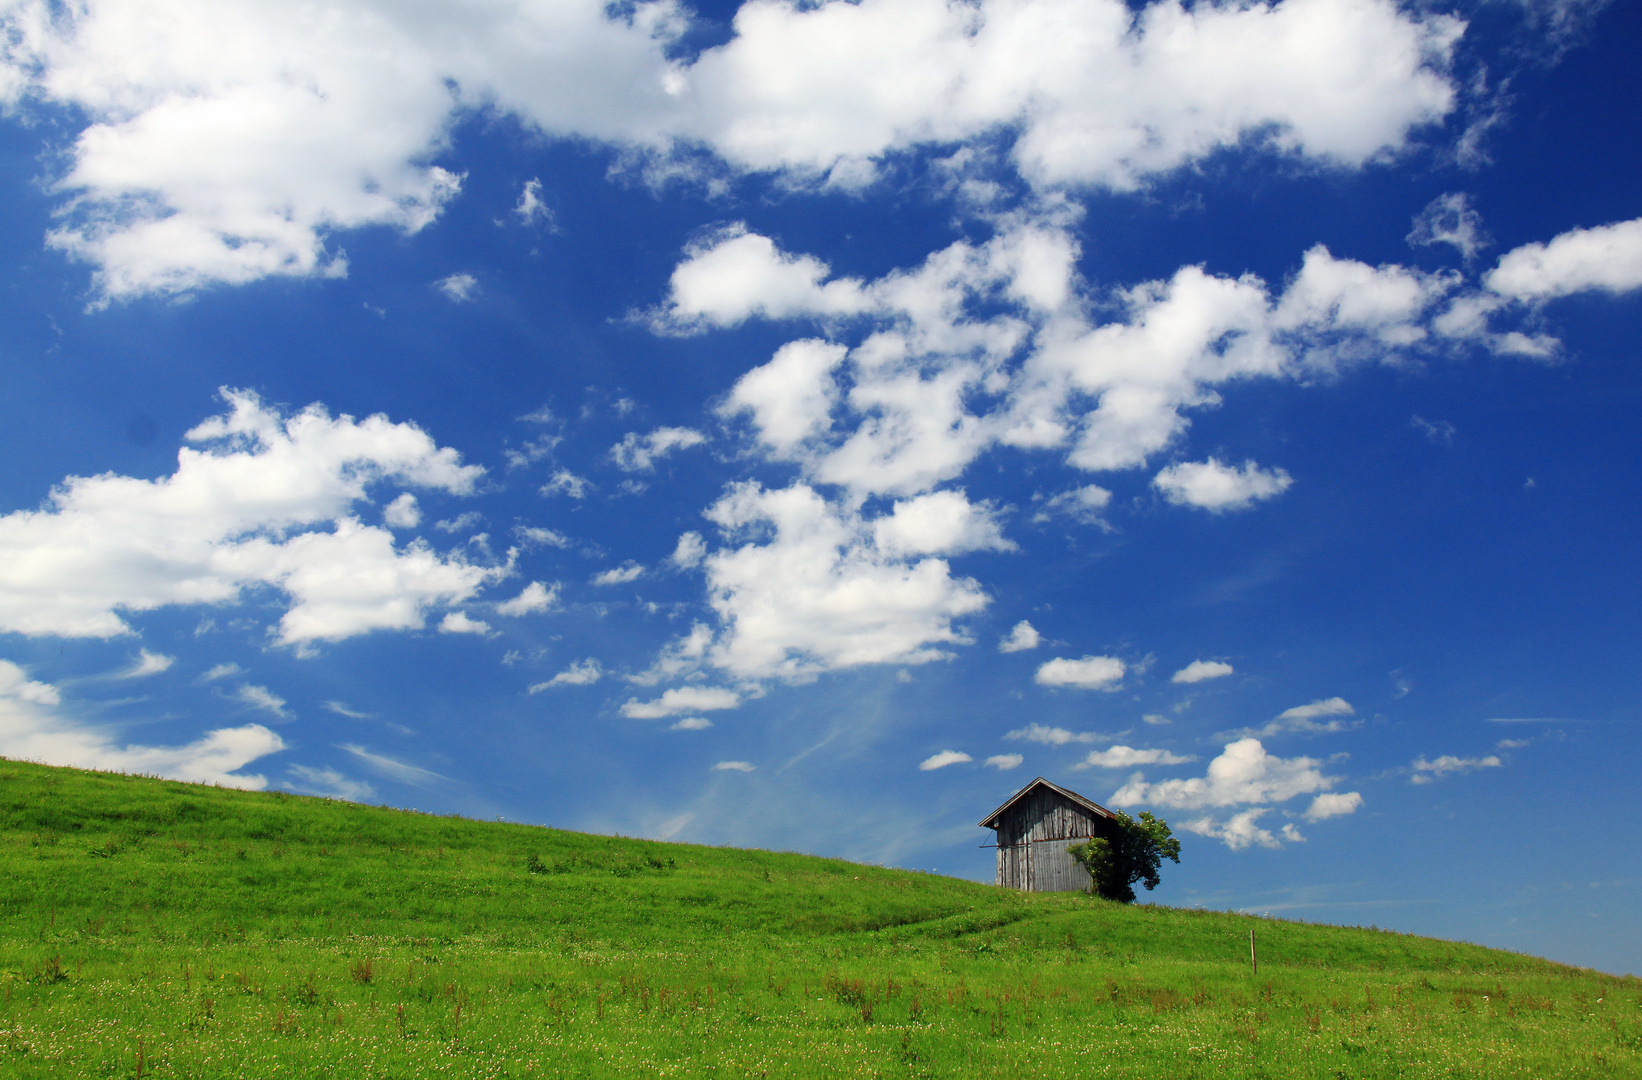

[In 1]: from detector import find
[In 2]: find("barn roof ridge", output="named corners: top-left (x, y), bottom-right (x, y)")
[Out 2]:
top-left (977, 775), bottom-right (1116, 829)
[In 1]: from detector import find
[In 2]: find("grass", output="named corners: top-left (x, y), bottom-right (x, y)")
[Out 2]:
top-left (0, 759), bottom-right (1636, 1078)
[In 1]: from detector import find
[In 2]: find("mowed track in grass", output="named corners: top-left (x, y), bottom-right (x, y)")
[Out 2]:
top-left (0, 759), bottom-right (1636, 1078)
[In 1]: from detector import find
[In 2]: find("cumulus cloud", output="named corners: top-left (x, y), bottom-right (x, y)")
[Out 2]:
top-left (984, 753), bottom-right (1023, 770)
top-left (515, 525), bottom-right (573, 549)
top-left (591, 562), bottom-right (645, 586)
top-left (438, 611), bottom-right (493, 635)
top-left (1180, 808), bottom-right (1285, 851)
top-left (383, 493), bottom-right (421, 529)
top-left (116, 649), bottom-right (176, 679)
top-left (540, 470), bottom-right (593, 499)
top-left (514, 178), bottom-right (554, 227)
top-left (918, 750), bottom-right (972, 771)
top-left (1233, 696), bottom-right (1358, 737)
top-left (698, 482), bottom-right (988, 681)
top-left (1411, 753), bottom-right (1502, 783)
top-left (435, 273), bottom-right (479, 302)
top-left (1034, 485), bottom-right (1113, 526)
top-left (495, 581), bottom-right (559, 616)
top-left (1408, 192), bottom-right (1489, 262)
top-left (681, 224), bottom-right (1487, 522)
top-left (1111, 737), bottom-right (1336, 810)
top-left (1154, 459), bottom-right (1293, 512)
top-left (0, 658), bottom-right (283, 789)
top-left (529, 658), bottom-right (603, 691)
top-left (1486, 218), bottom-right (1642, 301)
top-left (1304, 791), bottom-right (1363, 819)
top-left (998, 620), bottom-right (1040, 653)
top-left (610, 427), bottom-right (708, 472)
top-left (0, 389), bottom-right (495, 646)
top-left (670, 531), bottom-right (707, 569)
top-left (1172, 659), bottom-right (1232, 684)
top-left (199, 662), bottom-right (244, 682)
top-left (671, 716), bottom-right (712, 730)
top-left (1035, 655), bottom-right (1125, 690)
top-left (1076, 745), bottom-right (1195, 769)
top-left (1005, 723), bottom-right (1105, 746)
top-left (3, 0), bottom-right (1463, 299)
top-left (871, 491), bottom-right (1014, 557)
top-left (621, 686), bottom-right (741, 718)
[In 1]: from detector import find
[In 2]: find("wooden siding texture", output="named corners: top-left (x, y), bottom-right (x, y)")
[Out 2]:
top-left (993, 787), bottom-right (1106, 892)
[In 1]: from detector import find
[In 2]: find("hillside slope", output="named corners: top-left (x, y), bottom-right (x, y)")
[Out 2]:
top-left (0, 758), bottom-right (1635, 1078)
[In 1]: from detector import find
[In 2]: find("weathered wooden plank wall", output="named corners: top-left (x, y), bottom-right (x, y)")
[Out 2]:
top-left (993, 788), bottom-right (1104, 892)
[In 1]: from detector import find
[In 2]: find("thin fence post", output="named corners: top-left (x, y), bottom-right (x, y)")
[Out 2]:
top-left (1250, 927), bottom-right (1257, 976)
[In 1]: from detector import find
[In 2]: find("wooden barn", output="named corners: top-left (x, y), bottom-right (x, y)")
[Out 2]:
top-left (979, 777), bottom-right (1119, 892)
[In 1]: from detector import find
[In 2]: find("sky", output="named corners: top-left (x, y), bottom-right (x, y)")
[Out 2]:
top-left (0, 0), bottom-right (1637, 975)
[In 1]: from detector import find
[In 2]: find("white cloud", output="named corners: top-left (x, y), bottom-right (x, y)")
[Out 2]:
top-left (719, 339), bottom-right (847, 457)
top-left (698, 482), bottom-right (988, 681)
top-left (625, 623), bottom-right (715, 687)
top-left (1077, 745), bottom-right (1195, 769)
top-left (1154, 458), bottom-right (1293, 512)
top-left (918, 749), bottom-right (972, 771)
top-left (1304, 791), bottom-right (1363, 820)
top-left (1486, 218), bottom-right (1642, 301)
top-left (1172, 659), bottom-right (1232, 684)
top-left (286, 765), bottom-right (374, 801)
top-left (671, 716), bottom-right (712, 730)
top-left (1410, 753), bottom-right (1502, 783)
top-left (117, 649), bottom-right (175, 679)
top-left (621, 686), bottom-right (741, 719)
top-left (540, 470), bottom-right (593, 499)
top-left (232, 683), bottom-right (290, 719)
top-left (435, 273), bottom-right (479, 302)
top-left (660, 230), bottom-right (869, 332)
top-left (199, 662), bottom-right (243, 682)
top-left (495, 581), bottom-right (559, 616)
top-left (984, 753), bottom-right (1023, 770)
top-left (998, 620), bottom-right (1040, 653)
top-left (515, 525), bottom-right (572, 549)
top-left (1234, 696), bottom-right (1358, 737)
top-left (610, 427), bottom-right (708, 472)
top-left (383, 493), bottom-right (421, 529)
top-left (713, 760), bottom-right (755, 772)
top-left (1180, 808), bottom-right (1283, 851)
top-left (670, 531), bottom-right (706, 569)
top-left (0, 658), bottom-right (282, 789)
top-left (0, 389), bottom-right (495, 646)
top-left (339, 743), bottom-right (444, 786)
top-left (1035, 655), bottom-right (1125, 690)
top-left (438, 611), bottom-right (493, 636)
top-left (1110, 737), bottom-right (1336, 809)
top-left (434, 511), bottom-right (483, 534)
top-left (529, 658), bottom-right (603, 691)
top-left (674, 227), bottom-right (1502, 515)
top-left (1005, 723), bottom-right (1103, 746)
top-left (3, 0), bottom-right (1461, 299)
top-left (322, 700), bottom-right (372, 719)
top-left (1408, 192), bottom-right (1488, 261)
top-left (591, 562), bottom-right (645, 586)
top-left (1035, 485), bottom-right (1113, 526)
top-left (871, 491), bottom-right (1014, 557)
top-left (514, 178), bottom-right (554, 228)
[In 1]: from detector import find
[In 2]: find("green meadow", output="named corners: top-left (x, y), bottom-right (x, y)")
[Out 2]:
top-left (0, 759), bottom-right (1634, 1078)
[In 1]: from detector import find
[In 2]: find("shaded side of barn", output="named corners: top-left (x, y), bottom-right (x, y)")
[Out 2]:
top-left (978, 777), bottom-right (1118, 892)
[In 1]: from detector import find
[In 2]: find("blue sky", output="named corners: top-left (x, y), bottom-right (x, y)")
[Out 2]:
top-left (0, 0), bottom-right (1637, 974)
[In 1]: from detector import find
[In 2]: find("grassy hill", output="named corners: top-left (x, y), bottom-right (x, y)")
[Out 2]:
top-left (0, 759), bottom-right (1634, 1078)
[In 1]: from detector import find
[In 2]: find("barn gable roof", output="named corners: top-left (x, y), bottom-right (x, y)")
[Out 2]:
top-left (978, 776), bottom-right (1117, 829)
